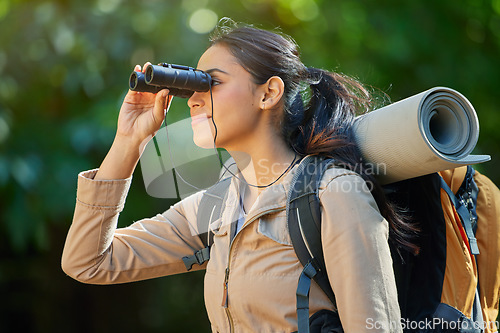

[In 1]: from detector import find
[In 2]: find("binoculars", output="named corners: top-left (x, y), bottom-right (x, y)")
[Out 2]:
top-left (129, 63), bottom-right (212, 98)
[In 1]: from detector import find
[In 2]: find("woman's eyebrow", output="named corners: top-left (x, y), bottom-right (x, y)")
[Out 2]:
top-left (205, 68), bottom-right (229, 75)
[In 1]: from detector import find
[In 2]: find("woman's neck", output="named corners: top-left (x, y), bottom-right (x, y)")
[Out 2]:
top-left (228, 140), bottom-right (297, 190)
top-left (227, 143), bottom-right (296, 215)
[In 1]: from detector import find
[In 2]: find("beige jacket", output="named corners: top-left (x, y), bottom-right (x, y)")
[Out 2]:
top-left (61, 161), bottom-right (402, 333)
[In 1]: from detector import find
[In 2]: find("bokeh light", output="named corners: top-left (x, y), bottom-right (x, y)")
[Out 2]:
top-left (188, 8), bottom-right (218, 34)
top-left (290, 0), bottom-right (319, 21)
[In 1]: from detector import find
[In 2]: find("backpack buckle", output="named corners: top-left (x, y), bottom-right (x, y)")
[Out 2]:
top-left (182, 247), bottom-right (211, 271)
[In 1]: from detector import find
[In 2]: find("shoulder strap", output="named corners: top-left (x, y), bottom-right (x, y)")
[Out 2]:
top-left (456, 166), bottom-right (479, 234)
top-left (286, 156), bottom-right (337, 333)
top-left (438, 166), bottom-right (485, 332)
top-left (439, 166), bottom-right (479, 255)
top-left (197, 177), bottom-right (232, 247)
top-left (182, 177), bottom-right (231, 271)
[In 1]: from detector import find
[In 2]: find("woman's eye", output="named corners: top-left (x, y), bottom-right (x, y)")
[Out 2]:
top-left (211, 79), bottom-right (221, 86)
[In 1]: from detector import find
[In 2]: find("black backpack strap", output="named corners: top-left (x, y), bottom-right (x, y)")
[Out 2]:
top-left (182, 177), bottom-right (231, 271)
top-left (286, 156), bottom-right (337, 333)
top-left (456, 167), bottom-right (482, 328)
top-left (439, 166), bottom-right (479, 255)
top-left (456, 166), bottom-right (479, 234)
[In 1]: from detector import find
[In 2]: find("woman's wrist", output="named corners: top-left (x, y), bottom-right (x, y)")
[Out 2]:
top-left (94, 134), bottom-right (145, 180)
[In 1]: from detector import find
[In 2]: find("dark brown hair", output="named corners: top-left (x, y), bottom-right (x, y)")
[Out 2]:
top-left (209, 20), bottom-right (419, 255)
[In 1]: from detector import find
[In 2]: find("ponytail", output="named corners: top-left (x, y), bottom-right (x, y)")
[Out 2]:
top-left (283, 68), bottom-right (420, 255)
top-left (283, 68), bottom-right (370, 157)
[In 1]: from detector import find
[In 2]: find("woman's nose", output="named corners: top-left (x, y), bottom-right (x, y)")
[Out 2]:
top-left (187, 91), bottom-right (204, 109)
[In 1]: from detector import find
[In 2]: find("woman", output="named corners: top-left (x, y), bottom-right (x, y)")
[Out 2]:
top-left (62, 22), bottom-right (417, 332)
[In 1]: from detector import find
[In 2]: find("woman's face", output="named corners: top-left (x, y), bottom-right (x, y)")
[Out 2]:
top-left (188, 44), bottom-right (265, 151)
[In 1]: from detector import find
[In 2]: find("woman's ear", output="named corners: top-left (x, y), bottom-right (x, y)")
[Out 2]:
top-left (260, 76), bottom-right (285, 110)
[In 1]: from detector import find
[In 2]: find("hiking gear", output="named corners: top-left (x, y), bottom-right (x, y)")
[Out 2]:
top-left (286, 156), bottom-right (499, 333)
top-left (189, 154), bottom-right (500, 332)
top-left (352, 86), bottom-right (490, 185)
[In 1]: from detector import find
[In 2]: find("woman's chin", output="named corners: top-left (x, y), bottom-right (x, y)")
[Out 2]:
top-left (191, 120), bottom-right (216, 149)
top-left (193, 135), bottom-right (216, 149)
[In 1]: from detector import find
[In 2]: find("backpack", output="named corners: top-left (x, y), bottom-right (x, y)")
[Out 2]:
top-left (182, 155), bottom-right (500, 333)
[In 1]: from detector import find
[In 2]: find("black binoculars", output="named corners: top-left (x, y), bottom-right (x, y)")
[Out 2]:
top-left (129, 63), bottom-right (212, 98)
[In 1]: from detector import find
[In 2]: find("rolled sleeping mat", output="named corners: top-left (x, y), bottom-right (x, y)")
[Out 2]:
top-left (353, 86), bottom-right (490, 184)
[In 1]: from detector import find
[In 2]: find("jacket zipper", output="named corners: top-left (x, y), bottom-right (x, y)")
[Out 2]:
top-left (221, 207), bottom-right (284, 332)
top-left (222, 267), bottom-right (230, 307)
top-left (222, 267), bottom-right (234, 332)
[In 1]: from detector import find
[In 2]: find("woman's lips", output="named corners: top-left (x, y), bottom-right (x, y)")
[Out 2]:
top-left (191, 114), bottom-right (211, 126)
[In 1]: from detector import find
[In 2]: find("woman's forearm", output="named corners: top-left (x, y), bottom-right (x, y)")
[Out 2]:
top-left (94, 134), bottom-right (145, 180)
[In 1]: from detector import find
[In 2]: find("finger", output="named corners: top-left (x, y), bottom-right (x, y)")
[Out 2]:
top-left (152, 89), bottom-right (170, 125)
top-left (142, 62), bottom-right (152, 73)
top-left (134, 64), bottom-right (141, 72)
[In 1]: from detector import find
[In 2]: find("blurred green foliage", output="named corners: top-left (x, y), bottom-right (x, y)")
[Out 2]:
top-left (0, 0), bottom-right (498, 331)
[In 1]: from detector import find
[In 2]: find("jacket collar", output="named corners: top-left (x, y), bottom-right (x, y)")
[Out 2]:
top-left (222, 156), bottom-right (307, 225)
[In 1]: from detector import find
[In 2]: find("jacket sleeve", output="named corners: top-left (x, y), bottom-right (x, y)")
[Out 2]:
top-left (319, 171), bottom-right (402, 333)
top-left (61, 169), bottom-right (206, 284)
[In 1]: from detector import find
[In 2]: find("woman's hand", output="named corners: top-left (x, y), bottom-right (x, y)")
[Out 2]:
top-left (116, 63), bottom-right (172, 146)
top-left (94, 64), bottom-right (172, 180)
